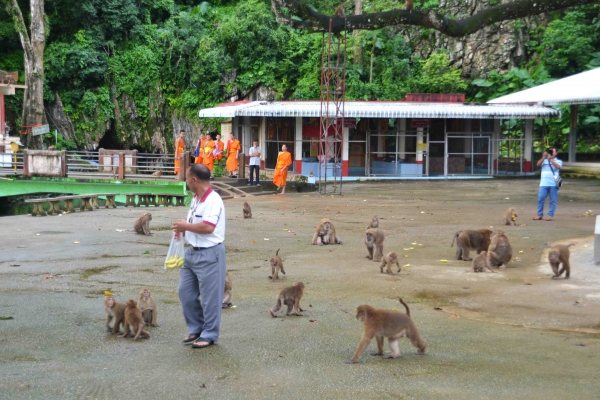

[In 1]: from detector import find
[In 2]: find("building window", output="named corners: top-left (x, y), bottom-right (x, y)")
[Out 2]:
top-left (266, 117), bottom-right (295, 170)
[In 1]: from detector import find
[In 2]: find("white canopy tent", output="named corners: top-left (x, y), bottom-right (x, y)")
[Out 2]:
top-left (488, 67), bottom-right (600, 161)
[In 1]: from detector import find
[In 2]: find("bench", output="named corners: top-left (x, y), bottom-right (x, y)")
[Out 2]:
top-left (87, 193), bottom-right (118, 209)
top-left (24, 198), bottom-right (52, 216)
top-left (174, 194), bottom-right (186, 207)
top-left (124, 193), bottom-right (137, 207)
top-left (137, 193), bottom-right (157, 207)
top-left (24, 194), bottom-right (97, 216)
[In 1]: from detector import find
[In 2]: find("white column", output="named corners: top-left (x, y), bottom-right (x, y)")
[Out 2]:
top-left (259, 117), bottom-right (266, 163)
top-left (342, 127), bottom-right (349, 162)
top-left (416, 127), bottom-right (424, 164)
top-left (492, 119), bottom-right (501, 174)
top-left (295, 117), bottom-right (303, 172)
top-left (524, 119), bottom-right (533, 162)
top-left (398, 118), bottom-right (406, 160)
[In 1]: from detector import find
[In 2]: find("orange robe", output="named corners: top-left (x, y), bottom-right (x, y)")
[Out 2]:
top-left (203, 140), bottom-right (216, 171)
top-left (273, 151), bottom-right (292, 187)
top-left (226, 139), bottom-right (241, 173)
top-left (195, 138), bottom-right (208, 164)
top-left (174, 137), bottom-right (185, 175)
top-left (216, 141), bottom-right (225, 161)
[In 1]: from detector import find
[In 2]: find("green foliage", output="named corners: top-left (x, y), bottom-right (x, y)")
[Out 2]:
top-left (416, 53), bottom-right (467, 94)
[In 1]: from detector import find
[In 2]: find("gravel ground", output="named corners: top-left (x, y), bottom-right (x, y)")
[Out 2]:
top-left (1, 179), bottom-right (599, 399)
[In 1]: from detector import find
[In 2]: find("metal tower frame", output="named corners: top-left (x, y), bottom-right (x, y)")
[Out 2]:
top-left (318, 19), bottom-right (346, 195)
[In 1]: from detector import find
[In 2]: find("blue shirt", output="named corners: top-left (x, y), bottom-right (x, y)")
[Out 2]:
top-left (540, 158), bottom-right (562, 187)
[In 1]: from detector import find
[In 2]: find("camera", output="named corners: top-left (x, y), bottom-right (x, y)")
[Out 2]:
top-left (545, 148), bottom-right (554, 156)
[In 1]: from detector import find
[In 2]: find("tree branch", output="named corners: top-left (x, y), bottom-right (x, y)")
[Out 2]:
top-left (3, 0), bottom-right (33, 56)
top-left (271, 0), bottom-right (600, 37)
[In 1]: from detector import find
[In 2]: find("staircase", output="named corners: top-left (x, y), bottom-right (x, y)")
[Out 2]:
top-left (212, 178), bottom-right (277, 200)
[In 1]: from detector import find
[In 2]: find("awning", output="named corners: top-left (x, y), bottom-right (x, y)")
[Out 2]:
top-left (488, 67), bottom-right (600, 106)
top-left (199, 101), bottom-right (559, 119)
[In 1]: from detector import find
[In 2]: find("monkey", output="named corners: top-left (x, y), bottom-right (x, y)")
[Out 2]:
top-left (334, 3), bottom-right (346, 18)
top-left (346, 298), bottom-right (427, 364)
top-left (380, 252), bottom-right (401, 274)
top-left (468, 251), bottom-right (496, 273)
top-left (151, 170), bottom-right (162, 177)
top-left (222, 271), bottom-right (233, 308)
top-left (548, 244), bottom-right (574, 279)
top-left (137, 288), bottom-right (158, 327)
top-left (503, 207), bottom-right (518, 226)
top-left (133, 212), bottom-right (152, 235)
top-left (243, 202), bottom-right (252, 219)
top-left (487, 230), bottom-right (513, 268)
top-left (104, 296), bottom-right (127, 335)
top-left (311, 218), bottom-right (343, 246)
top-left (269, 282), bottom-right (305, 317)
top-left (368, 216), bottom-right (379, 229)
top-left (335, 79), bottom-right (346, 93)
top-left (119, 300), bottom-right (150, 340)
top-left (451, 229), bottom-right (492, 261)
top-left (269, 248), bottom-right (286, 280)
top-left (365, 228), bottom-right (385, 262)
top-left (405, 0), bottom-right (413, 13)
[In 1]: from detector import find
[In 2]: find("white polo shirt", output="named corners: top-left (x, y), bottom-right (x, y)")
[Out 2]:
top-left (184, 187), bottom-right (225, 248)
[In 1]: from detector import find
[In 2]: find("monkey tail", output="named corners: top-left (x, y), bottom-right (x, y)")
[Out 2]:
top-left (566, 243), bottom-right (575, 248)
top-left (450, 231), bottom-right (460, 248)
top-left (398, 298), bottom-right (410, 317)
top-left (276, 248), bottom-right (280, 256)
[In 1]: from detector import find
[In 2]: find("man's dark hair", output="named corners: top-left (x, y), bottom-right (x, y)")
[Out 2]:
top-left (189, 164), bottom-right (211, 181)
top-left (179, 130), bottom-right (185, 134)
top-left (253, 139), bottom-right (258, 143)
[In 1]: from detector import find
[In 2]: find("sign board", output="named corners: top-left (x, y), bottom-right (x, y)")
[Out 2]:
top-left (411, 119), bottom-right (431, 128)
top-left (417, 143), bottom-right (427, 151)
top-left (343, 118), bottom-right (357, 128)
top-left (31, 124), bottom-right (50, 136)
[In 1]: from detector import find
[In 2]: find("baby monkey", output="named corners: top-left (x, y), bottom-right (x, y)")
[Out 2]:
top-left (368, 216), bottom-right (379, 229)
top-left (269, 248), bottom-right (286, 280)
top-left (503, 207), bottom-right (518, 226)
top-left (269, 282), bottom-right (305, 317)
top-left (243, 202), bottom-right (252, 219)
top-left (380, 252), bottom-right (401, 274)
top-left (118, 300), bottom-right (150, 340)
top-left (468, 251), bottom-right (496, 273)
top-left (137, 288), bottom-right (158, 327)
top-left (347, 298), bottom-right (426, 364)
top-left (548, 244), bottom-right (574, 279)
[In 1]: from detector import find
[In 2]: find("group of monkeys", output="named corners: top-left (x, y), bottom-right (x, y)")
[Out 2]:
top-left (104, 289), bottom-right (158, 340)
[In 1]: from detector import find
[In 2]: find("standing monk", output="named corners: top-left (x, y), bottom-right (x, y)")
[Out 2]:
top-left (273, 144), bottom-right (292, 194)
top-left (174, 130), bottom-right (185, 175)
top-left (194, 133), bottom-right (207, 164)
top-left (215, 134), bottom-right (225, 167)
top-left (226, 133), bottom-right (241, 178)
top-left (203, 135), bottom-right (216, 180)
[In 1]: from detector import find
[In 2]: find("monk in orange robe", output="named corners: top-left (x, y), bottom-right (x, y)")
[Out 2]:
top-left (203, 136), bottom-right (216, 178)
top-left (194, 133), bottom-right (207, 164)
top-left (215, 134), bottom-right (225, 165)
top-left (174, 130), bottom-right (185, 175)
top-left (226, 133), bottom-right (241, 178)
top-left (273, 144), bottom-right (292, 194)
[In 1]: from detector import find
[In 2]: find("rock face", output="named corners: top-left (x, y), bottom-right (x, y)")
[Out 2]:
top-left (408, 0), bottom-right (544, 78)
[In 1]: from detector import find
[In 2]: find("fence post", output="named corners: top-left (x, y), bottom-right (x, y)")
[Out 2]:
top-left (118, 152), bottom-right (125, 179)
top-left (178, 151), bottom-right (190, 181)
top-left (60, 150), bottom-right (67, 177)
top-left (239, 153), bottom-right (245, 179)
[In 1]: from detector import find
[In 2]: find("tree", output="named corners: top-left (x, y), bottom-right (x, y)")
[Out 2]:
top-left (270, 0), bottom-right (600, 37)
top-left (3, 0), bottom-right (45, 149)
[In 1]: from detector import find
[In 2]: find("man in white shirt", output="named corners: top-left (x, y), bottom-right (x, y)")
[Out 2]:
top-left (533, 147), bottom-right (562, 221)
top-left (171, 164), bottom-right (226, 349)
top-left (248, 139), bottom-right (261, 186)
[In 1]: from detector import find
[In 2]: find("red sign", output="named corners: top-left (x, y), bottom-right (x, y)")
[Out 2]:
top-left (343, 118), bottom-right (357, 128)
top-left (411, 119), bottom-right (431, 128)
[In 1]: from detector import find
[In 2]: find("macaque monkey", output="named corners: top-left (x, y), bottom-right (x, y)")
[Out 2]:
top-left (346, 298), bottom-right (427, 364)
top-left (380, 252), bottom-right (400, 274)
top-left (243, 202), bottom-right (252, 219)
top-left (469, 251), bottom-right (496, 273)
top-left (405, 0), bottom-right (413, 13)
top-left (503, 207), bottom-right (518, 226)
top-left (269, 248), bottom-right (286, 280)
top-left (134, 212), bottom-right (152, 235)
top-left (487, 230), bottom-right (513, 268)
top-left (451, 229), bottom-right (492, 261)
top-left (365, 228), bottom-right (385, 262)
top-left (269, 282), bottom-right (305, 317)
top-left (334, 3), bottom-right (346, 18)
top-left (119, 300), bottom-right (150, 340)
top-left (335, 79), bottom-right (346, 92)
top-left (137, 289), bottom-right (158, 327)
top-left (311, 218), bottom-right (343, 245)
top-left (368, 216), bottom-right (379, 229)
top-left (104, 296), bottom-right (127, 335)
top-left (223, 271), bottom-right (233, 308)
top-left (151, 170), bottom-right (162, 177)
top-left (548, 244), bottom-right (574, 279)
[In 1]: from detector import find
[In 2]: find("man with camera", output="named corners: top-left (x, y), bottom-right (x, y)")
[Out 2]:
top-left (534, 147), bottom-right (562, 221)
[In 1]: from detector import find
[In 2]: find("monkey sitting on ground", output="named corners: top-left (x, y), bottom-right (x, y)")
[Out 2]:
top-left (104, 295), bottom-right (127, 335)
top-left (468, 251), bottom-right (496, 273)
top-left (118, 300), bottom-right (150, 340)
top-left (380, 252), bottom-right (400, 274)
top-left (548, 244), bottom-right (574, 279)
top-left (487, 230), bottom-right (513, 268)
top-left (243, 202), bottom-right (252, 219)
top-left (346, 298), bottom-right (427, 364)
top-left (269, 282), bottom-right (305, 317)
top-left (451, 229), bottom-right (492, 261)
top-left (503, 207), bottom-right (518, 226)
top-left (311, 218), bottom-right (342, 246)
top-left (223, 271), bottom-right (233, 308)
top-left (269, 248), bottom-right (286, 280)
top-left (133, 212), bottom-right (152, 235)
top-left (368, 216), bottom-right (379, 229)
top-left (137, 288), bottom-right (158, 327)
top-left (365, 228), bottom-right (385, 262)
